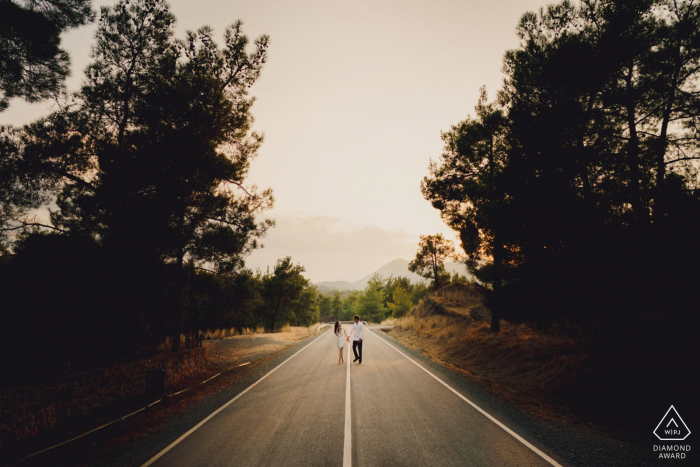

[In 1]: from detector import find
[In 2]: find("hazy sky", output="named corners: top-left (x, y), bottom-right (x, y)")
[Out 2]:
top-left (2, 0), bottom-right (545, 282)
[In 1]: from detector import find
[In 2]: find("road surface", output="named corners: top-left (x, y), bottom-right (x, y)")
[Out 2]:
top-left (141, 325), bottom-right (564, 467)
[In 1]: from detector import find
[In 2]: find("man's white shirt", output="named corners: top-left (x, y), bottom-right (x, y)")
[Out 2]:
top-left (352, 321), bottom-right (364, 341)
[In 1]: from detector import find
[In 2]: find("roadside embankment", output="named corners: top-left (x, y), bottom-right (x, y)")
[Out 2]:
top-left (203, 324), bottom-right (323, 372)
top-left (0, 348), bottom-right (205, 450)
top-left (384, 284), bottom-right (591, 422)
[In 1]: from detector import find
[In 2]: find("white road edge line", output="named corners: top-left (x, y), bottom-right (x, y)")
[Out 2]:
top-left (199, 372), bottom-right (221, 384)
top-left (169, 387), bottom-right (190, 397)
top-left (7, 404), bottom-right (150, 466)
top-left (141, 330), bottom-right (328, 467)
top-left (16, 419), bottom-right (118, 464)
top-left (124, 407), bottom-right (146, 419)
top-left (370, 330), bottom-right (564, 467)
top-left (343, 326), bottom-right (352, 467)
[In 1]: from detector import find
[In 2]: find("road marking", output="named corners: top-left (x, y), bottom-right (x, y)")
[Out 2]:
top-left (147, 400), bottom-right (161, 408)
top-left (343, 326), bottom-right (352, 467)
top-left (169, 388), bottom-right (190, 397)
top-left (370, 330), bottom-right (563, 467)
top-left (238, 362), bottom-right (251, 367)
top-left (141, 330), bottom-right (328, 467)
top-left (12, 403), bottom-right (150, 465)
top-left (199, 372), bottom-right (221, 384)
top-left (12, 418), bottom-right (118, 465)
top-left (124, 407), bottom-right (146, 419)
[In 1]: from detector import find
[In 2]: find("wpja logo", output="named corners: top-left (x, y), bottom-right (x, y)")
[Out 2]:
top-left (653, 405), bottom-right (691, 460)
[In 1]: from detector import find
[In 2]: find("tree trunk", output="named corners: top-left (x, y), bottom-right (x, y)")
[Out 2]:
top-left (269, 313), bottom-right (277, 334)
top-left (171, 246), bottom-right (184, 352)
top-left (491, 230), bottom-right (503, 333)
top-left (488, 127), bottom-right (502, 333)
top-left (171, 198), bottom-right (186, 352)
top-left (578, 94), bottom-right (595, 213)
top-left (432, 260), bottom-right (440, 292)
top-left (654, 52), bottom-right (680, 221)
top-left (624, 65), bottom-right (647, 224)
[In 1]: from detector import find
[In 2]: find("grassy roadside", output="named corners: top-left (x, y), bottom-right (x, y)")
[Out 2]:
top-left (202, 324), bottom-right (326, 373)
top-left (382, 314), bottom-right (591, 424)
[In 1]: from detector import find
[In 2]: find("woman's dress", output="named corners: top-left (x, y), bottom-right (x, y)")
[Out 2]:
top-left (336, 328), bottom-right (345, 349)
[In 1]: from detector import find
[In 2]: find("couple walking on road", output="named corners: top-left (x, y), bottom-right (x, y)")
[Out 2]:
top-left (334, 315), bottom-right (364, 364)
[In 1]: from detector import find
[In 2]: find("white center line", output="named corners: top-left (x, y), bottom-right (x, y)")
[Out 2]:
top-left (343, 325), bottom-right (352, 467)
top-left (370, 329), bottom-right (563, 467)
top-left (141, 331), bottom-right (328, 467)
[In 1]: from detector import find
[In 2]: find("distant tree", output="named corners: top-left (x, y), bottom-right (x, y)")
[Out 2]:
top-left (318, 294), bottom-right (333, 322)
top-left (366, 273), bottom-right (385, 289)
top-left (341, 291), bottom-right (360, 320)
top-left (383, 275), bottom-right (412, 307)
top-left (331, 291), bottom-right (343, 321)
top-left (410, 281), bottom-right (431, 304)
top-left (293, 286), bottom-right (320, 326)
top-left (354, 286), bottom-right (386, 323)
top-left (408, 234), bottom-right (456, 293)
top-left (223, 270), bottom-right (263, 328)
top-left (449, 271), bottom-right (469, 285)
top-left (0, 0), bottom-right (94, 111)
top-left (259, 257), bottom-right (308, 332)
top-left (388, 284), bottom-right (413, 318)
top-left (187, 268), bottom-right (267, 332)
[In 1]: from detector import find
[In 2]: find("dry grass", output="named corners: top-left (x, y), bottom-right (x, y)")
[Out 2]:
top-left (203, 324), bottom-right (319, 342)
top-left (203, 327), bottom-right (238, 340)
top-left (387, 314), bottom-right (590, 418)
top-left (156, 324), bottom-right (314, 352)
top-left (378, 317), bottom-right (400, 326)
top-left (202, 324), bottom-right (322, 372)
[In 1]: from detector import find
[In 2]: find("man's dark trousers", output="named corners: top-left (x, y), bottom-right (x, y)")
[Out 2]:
top-left (352, 339), bottom-right (363, 363)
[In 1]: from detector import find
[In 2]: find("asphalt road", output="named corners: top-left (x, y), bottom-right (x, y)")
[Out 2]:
top-left (140, 325), bottom-right (564, 467)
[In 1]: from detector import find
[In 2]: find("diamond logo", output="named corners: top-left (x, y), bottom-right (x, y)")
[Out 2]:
top-left (654, 406), bottom-right (691, 441)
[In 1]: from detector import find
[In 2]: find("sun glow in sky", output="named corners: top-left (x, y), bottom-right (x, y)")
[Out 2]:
top-left (1, 0), bottom-right (545, 282)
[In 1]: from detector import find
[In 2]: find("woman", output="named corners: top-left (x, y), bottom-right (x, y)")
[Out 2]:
top-left (334, 321), bottom-right (350, 364)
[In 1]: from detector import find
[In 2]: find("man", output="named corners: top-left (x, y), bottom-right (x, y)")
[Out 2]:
top-left (351, 315), bottom-right (364, 364)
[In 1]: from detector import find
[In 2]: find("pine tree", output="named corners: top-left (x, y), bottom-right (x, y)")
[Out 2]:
top-left (388, 284), bottom-right (413, 318)
top-left (0, 0), bottom-right (94, 111)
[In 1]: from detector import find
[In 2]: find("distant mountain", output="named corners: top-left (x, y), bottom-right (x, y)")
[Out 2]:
top-left (351, 258), bottom-right (424, 289)
top-left (316, 258), bottom-right (471, 292)
top-left (315, 281), bottom-right (356, 292)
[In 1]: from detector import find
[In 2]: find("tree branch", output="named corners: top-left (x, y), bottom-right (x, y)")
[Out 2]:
top-left (193, 266), bottom-right (234, 284)
top-left (665, 156), bottom-right (700, 165)
top-left (51, 167), bottom-right (98, 192)
top-left (226, 179), bottom-right (253, 198)
top-left (1, 221), bottom-right (67, 233)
